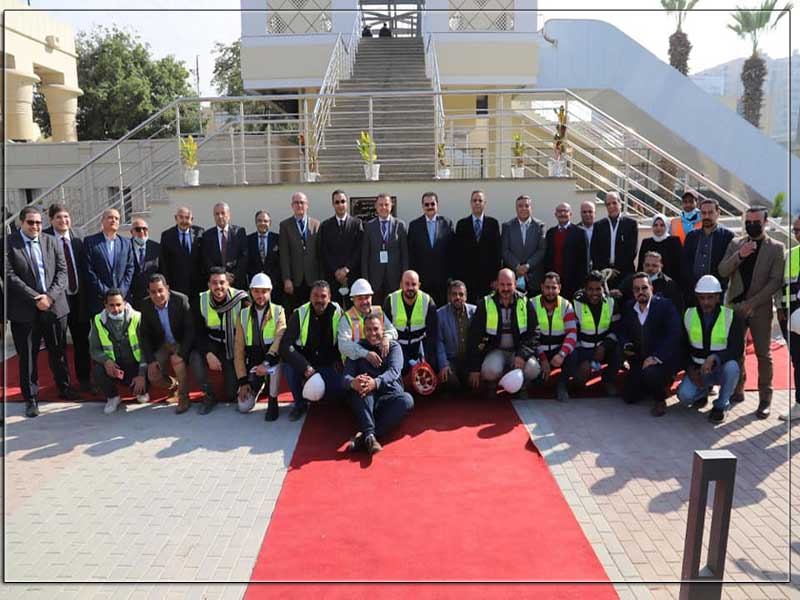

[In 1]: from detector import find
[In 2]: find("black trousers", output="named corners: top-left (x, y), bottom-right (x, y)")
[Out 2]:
top-left (66, 293), bottom-right (91, 384)
top-left (11, 311), bottom-right (70, 400)
top-left (623, 360), bottom-right (673, 403)
top-left (779, 318), bottom-right (800, 405)
top-left (189, 348), bottom-right (238, 402)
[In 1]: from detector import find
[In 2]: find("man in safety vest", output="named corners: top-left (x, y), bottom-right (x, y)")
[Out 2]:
top-left (531, 272), bottom-right (578, 401)
top-left (670, 189), bottom-right (702, 244)
top-left (466, 268), bottom-right (540, 397)
top-left (279, 280), bottom-right (346, 421)
top-left (776, 215), bottom-right (800, 421)
top-left (383, 270), bottom-right (438, 374)
top-left (190, 267), bottom-right (250, 415)
top-left (234, 273), bottom-right (286, 420)
top-left (89, 288), bottom-right (149, 415)
top-left (337, 278), bottom-right (398, 365)
top-left (677, 275), bottom-right (744, 423)
top-left (563, 270), bottom-right (622, 397)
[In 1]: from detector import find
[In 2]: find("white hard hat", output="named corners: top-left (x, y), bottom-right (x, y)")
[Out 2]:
top-left (791, 309), bottom-right (800, 336)
top-left (250, 273), bottom-right (272, 289)
top-left (349, 278), bottom-right (374, 297)
top-left (498, 369), bottom-right (524, 394)
top-left (694, 275), bottom-right (722, 294)
top-left (302, 372), bottom-right (326, 402)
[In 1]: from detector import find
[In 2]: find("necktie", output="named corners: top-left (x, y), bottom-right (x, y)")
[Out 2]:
top-left (139, 247), bottom-right (146, 269)
top-left (259, 235), bottom-right (267, 260)
top-left (427, 220), bottom-right (435, 247)
top-left (28, 240), bottom-right (45, 292)
top-left (521, 222), bottom-right (527, 245)
top-left (182, 231), bottom-right (190, 253)
top-left (380, 220), bottom-right (388, 242)
top-left (297, 219), bottom-right (306, 243)
top-left (221, 229), bottom-right (228, 265)
top-left (62, 236), bottom-right (77, 293)
top-left (338, 218), bottom-right (344, 233)
top-left (474, 218), bottom-right (482, 241)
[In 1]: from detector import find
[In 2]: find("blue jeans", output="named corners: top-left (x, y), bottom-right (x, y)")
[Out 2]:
top-left (348, 388), bottom-right (414, 438)
top-left (677, 360), bottom-right (740, 411)
top-left (284, 363), bottom-right (346, 409)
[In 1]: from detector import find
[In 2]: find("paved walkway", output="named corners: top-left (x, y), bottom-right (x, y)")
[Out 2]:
top-left (1, 388), bottom-right (798, 599)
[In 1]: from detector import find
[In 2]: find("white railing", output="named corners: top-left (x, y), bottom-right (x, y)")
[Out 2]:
top-left (425, 35), bottom-right (446, 174)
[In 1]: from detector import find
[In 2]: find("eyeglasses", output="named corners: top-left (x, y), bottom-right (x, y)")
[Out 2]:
top-left (333, 199), bottom-right (347, 204)
top-left (132, 226), bottom-right (149, 232)
top-left (423, 202), bottom-right (437, 208)
top-left (25, 220), bottom-right (42, 226)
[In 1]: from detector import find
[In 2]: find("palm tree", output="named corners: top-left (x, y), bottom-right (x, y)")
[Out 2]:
top-left (661, 0), bottom-right (701, 75)
top-left (728, 0), bottom-right (793, 128)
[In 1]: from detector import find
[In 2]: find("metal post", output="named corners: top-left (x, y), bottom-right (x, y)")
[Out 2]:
top-left (239, 101), bottom-right (248, 185)
top-left (303, 97), bottom-right (311, 179)
top-left (368, 96), bottom-right (374, 143)
top-left (229, 126), bottom-right (237, 185)
top-left (679, 450), bottom-right (737, 600)
top-left (267, 123), bottom-right (273, 185)
top-left (175, 103), bottom-right (182, 166)
top-left (116, 145), bottom-right (125, 220)
top-left (499, 93), bottom-right (505, 178)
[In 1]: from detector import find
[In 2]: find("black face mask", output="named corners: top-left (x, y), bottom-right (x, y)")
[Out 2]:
top-left (745, 222), bottom-right (763, 238)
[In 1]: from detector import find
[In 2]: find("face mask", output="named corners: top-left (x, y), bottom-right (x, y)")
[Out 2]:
top-left (745, 222), bottom-right (763, 238)
top-left (516, 276), bottom-right (526, 291)
top-left (132, 236), bottom-right (148, 246)
top-left (107, 311), bottom-right (125, 321)
top-left (648, 273), bottom-right (659, 282)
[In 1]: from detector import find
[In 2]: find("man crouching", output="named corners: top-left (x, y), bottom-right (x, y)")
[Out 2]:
top-left (344, 312), bottom-right (413, 455)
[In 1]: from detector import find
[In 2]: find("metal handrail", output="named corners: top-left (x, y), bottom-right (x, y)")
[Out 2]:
top-left (425, 34), bottom-right (446, 171)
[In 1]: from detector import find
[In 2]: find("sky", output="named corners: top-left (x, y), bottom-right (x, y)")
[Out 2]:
top-left (21, 1), bottom-right (799, 97)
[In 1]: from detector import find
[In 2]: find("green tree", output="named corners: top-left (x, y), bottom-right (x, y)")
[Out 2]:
top-left (76, 25), bottom-right (196, 140)
top-left (661, 0), bottom-right (700, 75)
top-left (32, 83), bottom-right (51, 138)
top-left (728, 1), bottom-right (793, 128)
top-left (211, 40), bottom-right (244, 96)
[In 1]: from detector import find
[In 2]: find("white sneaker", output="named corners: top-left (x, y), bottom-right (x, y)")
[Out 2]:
top-left (104, 396), bottom-right (121, 414)
top-left (779, 404), bottom-right (800, 421)
top-left (136, 393), bottom-right (150, 404)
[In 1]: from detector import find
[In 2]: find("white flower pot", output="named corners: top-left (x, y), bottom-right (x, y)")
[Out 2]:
top-left (547, 158), bottom-right (567, 177)
top-left (511, 166), bottom-right (525, 179)
top-left (304, 171), bottom-right (319, 183)
top-left (364, 163), bottom-right (380, 181)
top-left (183, 168), bottom-right (199, 186)
top-left (437, 168), bottom-right (451, 179)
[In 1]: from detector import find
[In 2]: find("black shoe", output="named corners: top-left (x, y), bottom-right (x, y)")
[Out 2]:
top-left (288, 403), bottom-right (307, 422)
top-left (650, 400), bottom-right (667, 417)
top-left (25, 398), bottom-right (40, 418)
top-left (198, 396), bottom-right (216, 415)
top-left (59, 386), bottom-right (82, 401)
top-left (79, 380), bottom-right (93, 393)
top-left (364, 434), bottom-right (383, 455)
top-left (756, 400), bottom-right (771, 419)
top-left (264, 397), bottom-right (279, 422)
top-left (347, 432), bottom-right (365, 452)
top-left (729, 393), bottom-right (745, 405)
top-left (709, 408), bottom-right (725, 423)
top-left (691, 396), bottom-right (709, 409)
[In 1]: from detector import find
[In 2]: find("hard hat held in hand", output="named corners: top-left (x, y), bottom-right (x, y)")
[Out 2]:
top-left (498, 369), bottom-right (524, 394)
top-left (694, 275), bottom-right (722, 294)
top-left (302, 372), bottom-right (326, 402)
top-left (349, 278), bottom-right (374, 297)
top-left (250, 273), bottom-right (273, 289)
top-left (791, 309), bottom-right (800, 336)
top-left (408, 361), bottom-right (437, 396)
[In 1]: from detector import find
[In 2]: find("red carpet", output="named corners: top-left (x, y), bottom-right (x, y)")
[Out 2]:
top-left (244, 396), bottom-right (618, 599)
top-left (744, 340), bottom-right (791, 391)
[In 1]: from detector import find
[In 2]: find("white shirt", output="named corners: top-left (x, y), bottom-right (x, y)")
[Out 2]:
top-left (581, 223), bottom-right (594, 246)
top-left (634, 297), bottom-right (652, 325)
top-left (607, 216), bottom-right (620, 265)
top-left (337, 215), bottom-right (347, 227)
top-left (104, 234), bottom-right (116, 265)
top-left (518, 217), bottom-right (532, 245)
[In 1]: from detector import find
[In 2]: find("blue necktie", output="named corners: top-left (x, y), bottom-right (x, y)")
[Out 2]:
top-left (474, 218), bottom-right (482, 241)
top-left (28, 240), bottom-right (46, 292)
top-left (381, 220), bottom-right (389, 242)
top-left (297, 219), bottom-right (306, 242)
top-left (182, 231), bottom-right (190, 253)
top-left (427, 219), bottom-right (435, 247)
top-left (139, 247), bottom-right (145, 268)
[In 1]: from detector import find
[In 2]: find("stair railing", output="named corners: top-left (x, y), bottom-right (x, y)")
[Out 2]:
top-left (425, 34), bottom-right (446, 174)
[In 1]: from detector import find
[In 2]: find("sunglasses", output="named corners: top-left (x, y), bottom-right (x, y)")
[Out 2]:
top-left (333, 199), bottom-right (347, 204)
top-left (25, 220), bottom-right (42, 226)
top-left (423, 202), bottom-right (437, 208)
top-left (132, 226), bottom-right (149, 232)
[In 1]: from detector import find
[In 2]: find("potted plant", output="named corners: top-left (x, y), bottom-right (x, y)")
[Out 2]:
top-left (180, 135), bottom-right (199, 186)
top-left (436, 143), bottom-right (450, 179)
top-left (305, 151), bottom-right (320, 182)
top-left (356, 130), bottom-right (379, 181)
top-left (511, 133), bottom-right (525, 178)
top-left (548, 105), bottom-right (569, 177)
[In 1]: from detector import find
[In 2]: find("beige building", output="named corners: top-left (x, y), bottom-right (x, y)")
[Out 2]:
top-left (2, 0), bottom-right (83, 142)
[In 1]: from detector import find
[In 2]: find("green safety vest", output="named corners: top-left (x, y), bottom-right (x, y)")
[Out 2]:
top-left (784, 246), bottom-right (800, 310)
top-left (94, 311), bottom-right (142, 363)
top-left (533, 295), bottom-right (567, 351)
top-left (574, 298), bottom-right (613, 349)
top-left (389, 290), bottom-right (431, 345)
top-left (484, 294), bottom-right (528, 336)
top-left (295, 301), bottom-right (342, 347)
top-left (683, 306), bottom-right (733, 365)
top-left (240, 303), bottom-right (282, 347)
top-left (199, 288), bottom-right (242, 330)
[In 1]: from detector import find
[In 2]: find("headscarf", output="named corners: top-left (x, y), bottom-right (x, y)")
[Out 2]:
top-left (651, 214), bottom-right (670, 242)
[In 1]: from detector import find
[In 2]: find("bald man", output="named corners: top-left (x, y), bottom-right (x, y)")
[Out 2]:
top-left (197, 202), bottom-right (249, 289)
top-left (159, 206), bottom-right (204, 297)
top-left (543, 203), bottom-right (588, 300)
top-left (279, 192), bottom-right (321, 312)
top-left (579, 200), bottom-right (596, 270)
top-left (383, 270), bottom-right (438, 373)
top-left (129, 217), bottom-right (161, 310)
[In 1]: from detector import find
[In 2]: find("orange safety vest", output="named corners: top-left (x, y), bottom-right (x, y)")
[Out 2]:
top-left (670, 215), bottom-right (702, 244)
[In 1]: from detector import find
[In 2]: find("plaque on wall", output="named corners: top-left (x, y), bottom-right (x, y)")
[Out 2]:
top-left (350, 196), bottom-right (397, 221)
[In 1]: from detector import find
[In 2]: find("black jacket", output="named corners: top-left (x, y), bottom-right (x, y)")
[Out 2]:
top-left (318, 215), bottom-right (363, 287)
top-left (245, 230), bottom-right (282, 301)
top-left (279, 302), bottom-right (341, 372)
top-left (159, 225), bottom-right (204, 297)
top-left (680, 305), bottom-right (744, 370)
top-left (407, 214), bottom-right (454, 306)
top-left (453, 215), bottom-right (502, 303)
top-left (590, 216), bottom-right (639, 276)
top-left (618, 295), bottom-right (681, 372)
top-left (129, 239), bottom-right (161, 310)
top-left (543, 223), bottom-right (588, 299)
top-left (139, 291), bottom-right (195, 362)
top-left (197, 224), bottom-right (249, 290)
top-left (467, 291), bottom-right (539, 371)
top-left (43, 226), bottom-right (89, 321)
top-left (683, 226), bottom-right (735, 295)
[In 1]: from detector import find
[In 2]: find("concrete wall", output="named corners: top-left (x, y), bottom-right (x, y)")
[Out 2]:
top-left (155, 177), bottom-right (582, 234)
top-left (241, 35), bottom-right (337, 90)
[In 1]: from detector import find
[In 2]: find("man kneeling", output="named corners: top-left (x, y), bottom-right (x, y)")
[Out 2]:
top-left (344, 313), bottom-right (413, 455)
top-left (89, 289), bottom-right (149, 414)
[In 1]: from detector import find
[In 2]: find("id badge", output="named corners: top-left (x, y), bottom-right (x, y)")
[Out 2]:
top-left (379, 250), bottom-right (389, 264)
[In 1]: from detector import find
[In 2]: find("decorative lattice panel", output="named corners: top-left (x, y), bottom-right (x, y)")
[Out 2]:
top-left (448, 0), bottom-right (515, 31)
top-left (266, 0), bottom-right (333, 33)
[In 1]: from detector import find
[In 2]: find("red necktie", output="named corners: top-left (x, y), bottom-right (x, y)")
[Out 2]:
top-left (62, 236), bottom-right (77, 293)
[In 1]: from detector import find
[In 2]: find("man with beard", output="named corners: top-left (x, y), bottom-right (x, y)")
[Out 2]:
top-left (683, 198), bottom-right (734, 304)
top-left (338, 278), bottom-right (398, 364)
top-left (383, 270), bottom-right (438, 374)
top-left (436, 280), bottom-right (476, 391)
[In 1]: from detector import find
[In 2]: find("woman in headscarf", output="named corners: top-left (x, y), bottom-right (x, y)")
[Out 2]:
top-left (637, 213), bottom-right (683, 283)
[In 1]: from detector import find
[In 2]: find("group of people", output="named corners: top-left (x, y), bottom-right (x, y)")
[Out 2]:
top-left (3, 187), bottom-right (798, 454)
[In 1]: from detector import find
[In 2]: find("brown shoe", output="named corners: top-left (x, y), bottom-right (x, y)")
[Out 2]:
top-left (650, 400), bottom-right (667, 417)
top-left (175, 395), bottom-right (190, 415)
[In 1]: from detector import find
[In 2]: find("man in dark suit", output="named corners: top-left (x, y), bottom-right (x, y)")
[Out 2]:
top-left (453, 190), bottom-right (501, 304)
top-left (543, 202), bottom-right (588, 300)
top-left (362, 193), bottom-right (408, 304)
top-left (407, 192), bottom-right (453, 306)
top-left (683, 198), bottom-right (735, 306)
top-left (618, 272), bottom-right (681, 417)
top-left (84, 207), bottom-right (135, 316)
top-left (617, 251), bottom-right (683, 315)
top-left (501, 194), bottom-right (547, 294)
top-left (318, 190), bottom-right (362, 308)
top-left (590, 191), bottom-right (639, 277)
top-left (197, 202), bottom-right (249, 290)
top-left (128, 217), bottom-right (160, 310)
top-left (159, 206), bottom-right (204, 299)
top-left (246, 209), bottom-right (282, 305)
top-left (139, 274), bottom-right (195, 414)
top-left (279, 191), bottom-right (321, 312)
top-left (44, 203), bottom-right (92, 390)
top-left (6, 206), bottom-right (80, 417)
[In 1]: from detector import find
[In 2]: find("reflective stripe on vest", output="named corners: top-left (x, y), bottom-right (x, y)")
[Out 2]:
top-left (199, 288), bottom-right (241, 330)
top-left (94, 311), bottom-right (142, 363)
top-left (241, 303), bottom-right (281, 346)
top-left (670, 216), bottom-right (701, 244)
top-left (346, 306), bottom-right (385, 341)
top-left (295, 301), bottom-right (342, 347)
top-left (484, 295), bottom-right (528, 336)
top-left (574, 298), bottom-right (613, 348)
top-left (533, 295), bottom-right (566, 351)
top-left (784, 246), bottom-right (800, 310)
top-left (683, 306), bottom-right (733, 365)
top-left (389, 290), bottom-right (430, 345)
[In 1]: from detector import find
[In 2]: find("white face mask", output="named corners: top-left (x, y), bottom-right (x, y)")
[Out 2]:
top-left (132, 236), bottom-right (148, 246)
top-left (107, 311), bottom-right (125, 321)
top-left (648, 273), bottom-right (659, 282)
